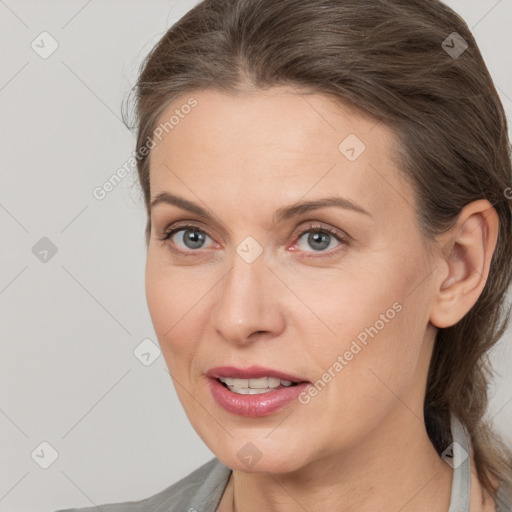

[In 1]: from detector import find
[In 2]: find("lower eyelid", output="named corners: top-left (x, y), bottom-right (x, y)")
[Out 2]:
top-left (293, 238), bottom-right (346, 256)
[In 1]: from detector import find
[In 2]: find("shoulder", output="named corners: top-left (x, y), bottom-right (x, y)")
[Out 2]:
top-left (54, 457), bottom-right (231, 512)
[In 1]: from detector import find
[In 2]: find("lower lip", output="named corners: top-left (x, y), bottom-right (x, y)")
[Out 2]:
top-left (208, 378), bottom-right (310, 417)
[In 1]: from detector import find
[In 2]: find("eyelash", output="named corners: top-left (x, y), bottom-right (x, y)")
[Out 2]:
top-left (157, 222), bottom-right (350, 257)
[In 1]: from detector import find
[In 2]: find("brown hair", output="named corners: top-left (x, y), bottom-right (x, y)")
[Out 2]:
top-left (124, 0), bottom-right (512, 499)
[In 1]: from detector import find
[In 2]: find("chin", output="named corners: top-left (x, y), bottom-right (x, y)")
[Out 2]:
top-left (211, 437), bottom-right (310, 475)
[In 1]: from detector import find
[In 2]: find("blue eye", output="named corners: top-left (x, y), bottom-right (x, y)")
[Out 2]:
top-left (160, 226), bottom-right (214, 251)
top-left (295, 226), bottom-right (345, 253)
top-left (158, 222), bottom-right (349, 257)
top-left (297, 230), bottom-right (339, 251)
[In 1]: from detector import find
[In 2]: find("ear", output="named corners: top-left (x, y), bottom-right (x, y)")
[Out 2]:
top-left (429, 199), bottom-right (499, 329)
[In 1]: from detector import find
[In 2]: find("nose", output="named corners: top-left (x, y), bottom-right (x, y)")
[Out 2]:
top-left (211, 249), bottom-right (286, 346)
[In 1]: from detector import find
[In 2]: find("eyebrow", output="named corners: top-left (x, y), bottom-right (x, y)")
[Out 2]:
top-left (150, 192), bottom-right (372, 224)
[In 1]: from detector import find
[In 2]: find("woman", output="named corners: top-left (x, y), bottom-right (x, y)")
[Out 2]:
top-left (57, 0), bottom-right (512, 510)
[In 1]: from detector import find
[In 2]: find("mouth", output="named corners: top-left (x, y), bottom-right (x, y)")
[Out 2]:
top-left (205, 365), bottom-right (310, 410)
top-left (216, 376), bottom-right (300, 395)
top-left (206, 366), bottom-right (309, 395)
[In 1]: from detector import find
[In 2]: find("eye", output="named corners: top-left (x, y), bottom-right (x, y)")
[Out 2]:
top-left (293, 223), bottom-right (349, 254)
top-left (158, 224), bottom-right (216, 252)
top-left (157, 221), bottom-right (350, 257)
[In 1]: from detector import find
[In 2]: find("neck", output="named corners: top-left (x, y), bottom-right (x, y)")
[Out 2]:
top-left (219, 411), bottom-right (453, 512)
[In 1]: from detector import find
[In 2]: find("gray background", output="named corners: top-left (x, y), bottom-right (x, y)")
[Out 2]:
top-left (0, 1), bottom-right (511, 510)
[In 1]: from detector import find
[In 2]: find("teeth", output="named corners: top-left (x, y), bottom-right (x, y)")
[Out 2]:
top-left (228, 387), bottom-right (271, 395)
top-left (249, 377), bottom-right (281, 388)
top-left (218, 376), bottom-right (296, 394)
top-left (220, 378), bottom-right (249, 388)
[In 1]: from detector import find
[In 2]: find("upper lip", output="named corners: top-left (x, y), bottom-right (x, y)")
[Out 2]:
top-left (206, 365), bottom-right (308, 383)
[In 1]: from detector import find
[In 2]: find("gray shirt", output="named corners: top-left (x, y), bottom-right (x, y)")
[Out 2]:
top-left (56, 415), bottom-right (511, 512)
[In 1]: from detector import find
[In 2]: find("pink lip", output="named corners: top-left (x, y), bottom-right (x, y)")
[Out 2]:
top-left (206, 365), bottom-right (307, 383)
top-left (205, 365), bottom-right (310, 417)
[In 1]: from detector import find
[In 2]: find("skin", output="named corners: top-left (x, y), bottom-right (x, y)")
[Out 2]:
top-left (145, 87), bottom-right (499, 512)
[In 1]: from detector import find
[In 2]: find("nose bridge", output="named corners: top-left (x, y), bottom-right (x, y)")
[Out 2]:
top-left (212, 248), bottom-right (283, 343)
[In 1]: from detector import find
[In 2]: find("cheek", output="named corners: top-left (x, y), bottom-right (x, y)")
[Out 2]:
top-left (144, 253), bottom-right (208, 373)
top-left (299, 252), bottom-right (427, 388)
top-left (290, 259), bottom-right (405, 349)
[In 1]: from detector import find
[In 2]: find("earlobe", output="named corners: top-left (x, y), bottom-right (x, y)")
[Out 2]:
top-left (429, 200), bottom-right (499, 329)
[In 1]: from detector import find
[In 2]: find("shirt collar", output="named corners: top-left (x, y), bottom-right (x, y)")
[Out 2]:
top-left (448, 413), bottom-right (471, 511)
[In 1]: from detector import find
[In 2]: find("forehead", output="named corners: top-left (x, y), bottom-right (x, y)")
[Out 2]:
top-left (149, 88), bottom-right (415, 227)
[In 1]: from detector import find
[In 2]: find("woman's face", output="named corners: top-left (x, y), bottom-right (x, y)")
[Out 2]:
top-left (146, 87), bottom-right (440, 473)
